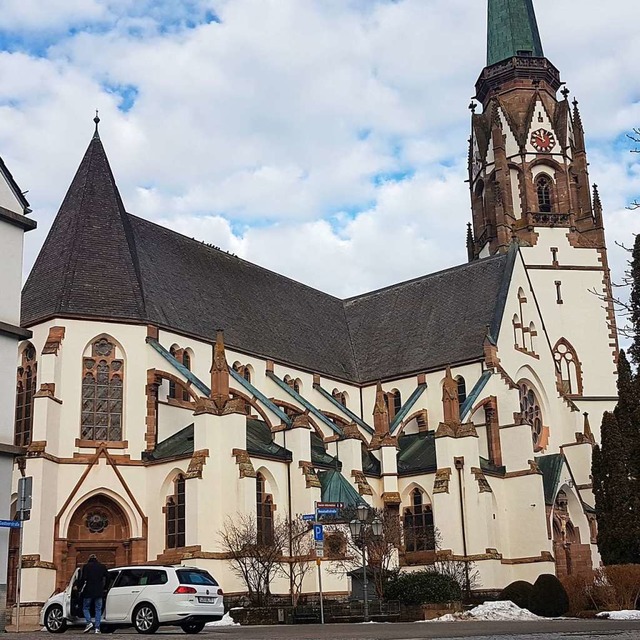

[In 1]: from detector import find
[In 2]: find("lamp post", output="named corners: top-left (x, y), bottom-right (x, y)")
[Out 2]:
top-left (349, 505), bottom-right (383, 622)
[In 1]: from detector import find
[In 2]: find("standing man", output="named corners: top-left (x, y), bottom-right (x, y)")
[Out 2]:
top-left (79, 555), bottom-right (108, 633)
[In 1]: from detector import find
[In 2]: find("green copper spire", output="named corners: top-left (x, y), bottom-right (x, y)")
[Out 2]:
top-left (487, 0), bottom-right (544, 66)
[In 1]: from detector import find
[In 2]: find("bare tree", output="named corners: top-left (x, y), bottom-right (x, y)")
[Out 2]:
top-left (218, 513), bottom-right (287, 607)
top-left (280, 516), bottom-right (315, 607)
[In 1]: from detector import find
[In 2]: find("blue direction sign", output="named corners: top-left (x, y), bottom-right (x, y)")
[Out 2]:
top-left (302, 514), bottom-right (315, 522)
top-left (0, 520), bottom-right (21, 529)
top-left (313, 524), bottom-right (324, 542)
top-left (316, 508), bottom-right (338, 516)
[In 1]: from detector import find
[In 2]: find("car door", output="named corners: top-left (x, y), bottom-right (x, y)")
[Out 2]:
top-left (63, 568), bottom-right (80, 619)
top-left (101, 570), bottom-right (120, 622)
top-left (104, 569), bottom-right (146, 622)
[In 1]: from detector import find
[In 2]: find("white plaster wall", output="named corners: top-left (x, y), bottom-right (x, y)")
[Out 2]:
top-left (0, 170), bottom-right (23, 214)
top-left (0, 222), bottom-right (24, 325)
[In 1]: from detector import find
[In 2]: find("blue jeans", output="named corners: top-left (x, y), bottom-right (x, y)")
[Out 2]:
top-left (83, 597), bottom-right (103, 629)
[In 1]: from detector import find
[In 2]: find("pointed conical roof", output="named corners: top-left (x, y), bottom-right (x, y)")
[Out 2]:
top-left (487, 0), bottom-right (544, 66)
top-left (22, 131), bottom-right (146, 326)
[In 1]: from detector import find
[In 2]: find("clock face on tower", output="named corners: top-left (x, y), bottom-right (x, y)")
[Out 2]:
top-left (530, 128), bottom-right (556, 153)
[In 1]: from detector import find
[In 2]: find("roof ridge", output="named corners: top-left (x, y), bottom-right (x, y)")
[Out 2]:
top-left (127, 212), bottom-right (345, 302)
top-left (344, 252), bottom-right (507, 304)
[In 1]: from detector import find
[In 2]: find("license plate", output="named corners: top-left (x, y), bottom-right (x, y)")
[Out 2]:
top-left (197, 596), bottom-right (216, 603)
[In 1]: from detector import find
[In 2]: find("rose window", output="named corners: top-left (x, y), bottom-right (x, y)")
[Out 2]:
top-left (519, 383), bottom-right (543, 449)
top-left (86, 511), bottom-right (109, 533)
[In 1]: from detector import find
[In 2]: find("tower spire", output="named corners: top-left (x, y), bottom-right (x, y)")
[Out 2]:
top-left (487, 0), bottom-right (544, 66)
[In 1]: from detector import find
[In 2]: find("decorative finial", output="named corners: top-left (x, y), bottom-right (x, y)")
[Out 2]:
top-left (93, 110), bottom-right (101, 139)
top-left (561, 87), bottom-right (570, 100)
top-left (572, 98), bottom-right (579, 109)
top-left (469, 100), bottom-right (477, 114)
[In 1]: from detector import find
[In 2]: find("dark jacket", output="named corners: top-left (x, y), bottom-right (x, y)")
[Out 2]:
top-left (80, 559), bottom-right (109, 598)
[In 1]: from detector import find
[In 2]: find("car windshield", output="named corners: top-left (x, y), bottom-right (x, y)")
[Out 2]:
top-left (176, 569), bottom-right (218, 586)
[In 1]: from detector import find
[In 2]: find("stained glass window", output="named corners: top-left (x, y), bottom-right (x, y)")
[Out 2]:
top-left (81, 337), bottom-right (123, 441)
top-left (403, 489), bottom-right (435, 553)
top-left (15, 345), bottom-right (37, 447)
top-left (166, 475), bottom-right (186, 549)
top-left (519, 382), bottom-right (543, 449)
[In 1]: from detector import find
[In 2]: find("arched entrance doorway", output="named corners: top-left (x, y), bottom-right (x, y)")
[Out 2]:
top-left (56, 495), bottom-right (135, 590)
top-left (552, 489), bottom-right (592, 578)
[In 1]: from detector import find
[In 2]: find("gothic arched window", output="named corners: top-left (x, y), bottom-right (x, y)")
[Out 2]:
top-left (166, 475), bottom-right (186, 549)
top-left (519, 382), bottom-right (543, 450)
top-left (456, 377), bottom-right (467, 408)
top-left (403, 489), bottom-right (435, 553)
top-left (168, 346), bottom-right (178, 400)
top-left (536, 175), bottom-right (553, 213)
top-left (256, 473), bottom-right (274, 546)
top-left (392, 390), bottom-right (402, 418)
top-left (15, 344), bottom-right (37, 447)
top-left (81, 337), bottom-right (124, 442)
top-left (553, 338), bottom-right (583, 396)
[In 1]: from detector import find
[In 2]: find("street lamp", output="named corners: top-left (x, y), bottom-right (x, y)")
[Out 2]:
top-left (349, 506), bottom-right (383, 622)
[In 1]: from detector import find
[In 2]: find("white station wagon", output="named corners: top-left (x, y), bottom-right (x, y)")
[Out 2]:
top-left (41, 565), bottom-right (225, 634)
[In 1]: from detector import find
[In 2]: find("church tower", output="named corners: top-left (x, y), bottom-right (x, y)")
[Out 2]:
top-left (468, 0), bottom-right (603, 258)
top-left (468, 0), bottom-right (618, 409)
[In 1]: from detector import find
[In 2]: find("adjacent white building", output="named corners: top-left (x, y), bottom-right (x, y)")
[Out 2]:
top-left (0, 155), bottom-right (36, 629)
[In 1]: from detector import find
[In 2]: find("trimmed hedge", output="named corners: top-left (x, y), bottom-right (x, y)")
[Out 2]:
top-left (384, 570), bottom-right (462, 606)
top-left (528, 574), bottom-right (570, 617)
top-left (499, 580), bottom-right (533, 611)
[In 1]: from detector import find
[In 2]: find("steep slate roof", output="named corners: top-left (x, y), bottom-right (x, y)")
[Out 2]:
top-left (22, 132), bottom-right (146, 325)
top-left (22, 134), bottom-right (516, 384)
top-left (536, 453), bottom-right (565, 505)
top-left (345, 252), bottom-right (513, 382)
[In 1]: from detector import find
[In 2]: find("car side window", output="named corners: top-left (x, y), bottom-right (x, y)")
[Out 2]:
top-left (106, 571), bottom-right (120, 590)
top-left (113, 570), bottom-right (143, 588)
top-left (143, 570), bottom-right (168, 586)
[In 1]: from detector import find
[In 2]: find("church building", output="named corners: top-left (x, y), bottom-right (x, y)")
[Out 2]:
top-left (10, 0), bottom-right (618, 621)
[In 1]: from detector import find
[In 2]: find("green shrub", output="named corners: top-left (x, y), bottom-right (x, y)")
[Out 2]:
top-left (499, 580), bottom-right (533, 611)
top-left (528, 574), bottom-right (570, 617)
top-left (384, 570), bottom-right (462, 605)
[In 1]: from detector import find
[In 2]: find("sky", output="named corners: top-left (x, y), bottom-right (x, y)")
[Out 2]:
top-left (1, 0), bottom-right (639, 304)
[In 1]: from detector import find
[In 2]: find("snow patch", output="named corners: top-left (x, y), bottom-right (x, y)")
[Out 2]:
top-left (427, 600), bottom-right (543, 622)
top-left (597, 610), bottom-right (640, 620)
top-left (206, 613), bottom-right (239, 627)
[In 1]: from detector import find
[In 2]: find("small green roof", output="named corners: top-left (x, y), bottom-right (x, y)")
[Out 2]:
top-left (311, 432), bottom-right (340, 470)
top-left (247, 419), bottom-right (292, 461)
top-left (145, 424), bottom-right (194, 461)
top-left (397, 431), bottom-right (436, 475)
top-left (487, 0), bottom-right (544, 66)
top-left (362, 445), bottom-right (381, 477)
top-left (536, 453), bottom-right (564, 505)
top-left (318, 469), bottom-right (366, 508)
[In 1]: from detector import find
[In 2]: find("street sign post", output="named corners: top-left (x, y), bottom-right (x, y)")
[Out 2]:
top-left (0, 520), bottom-right (21, 529)
top-left (313, 524), bottom-right (324, 542)
top-left (16, 476), bottom-right (32, 633)
top-left (302, 514), bottom-right (315, 521)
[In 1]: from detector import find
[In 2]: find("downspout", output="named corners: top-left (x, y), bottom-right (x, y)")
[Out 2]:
top-left (454, 457), bottom-right (470, 601)
top-left (283, 428), bottom-right (294, 606)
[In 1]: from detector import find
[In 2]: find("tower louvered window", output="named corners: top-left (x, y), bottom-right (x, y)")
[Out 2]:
top-left (536, 175), bottom-right (552, 213)
top-left (15, 345), bottom-right (37, 447)
top-left (81, 337), bottom-right (123, 441)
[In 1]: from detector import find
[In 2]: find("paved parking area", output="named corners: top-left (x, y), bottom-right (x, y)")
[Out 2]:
top-left (7, 618), bottom-right (640, 639)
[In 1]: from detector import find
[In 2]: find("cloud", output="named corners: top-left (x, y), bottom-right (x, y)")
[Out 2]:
top-left (0, 0), bottom-right (637, 307)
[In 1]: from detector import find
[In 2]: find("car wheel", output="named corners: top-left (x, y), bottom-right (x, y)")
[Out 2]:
top-left (180, 621), bottom-right (206, 634)
top-left (44, 605), bottom-right (68, 633)
top-left (133, 603), bottom-right (159, 634)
